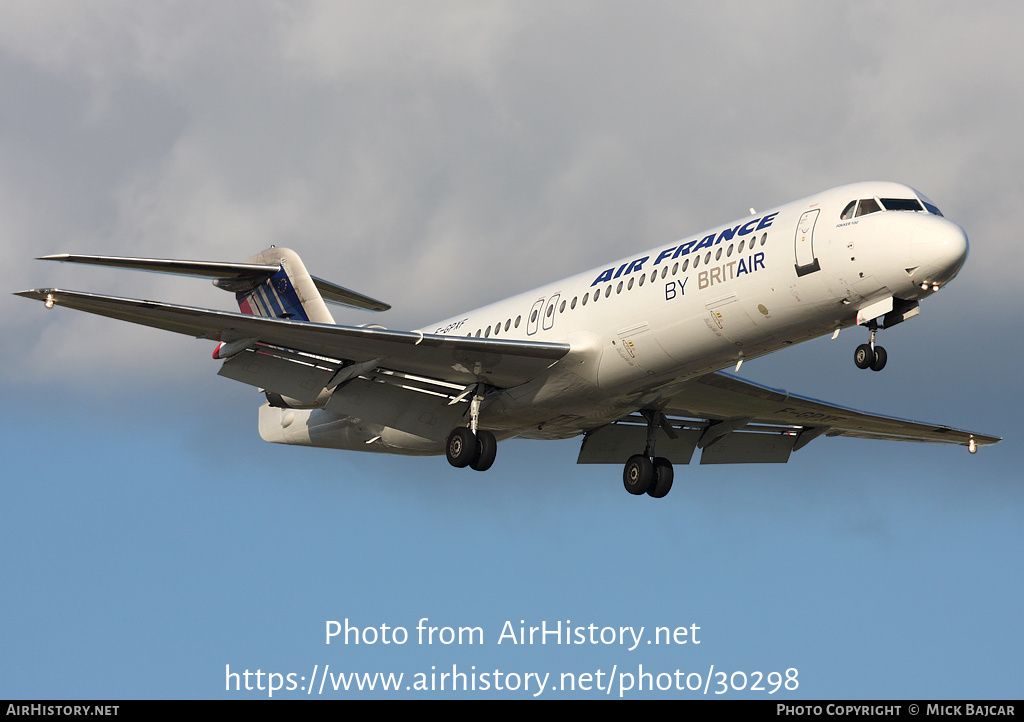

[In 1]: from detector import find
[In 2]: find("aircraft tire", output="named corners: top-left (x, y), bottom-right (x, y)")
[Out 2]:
top-left (446, 427), bottom-right (476, 468)
top-left (648, 457), bottom-right (674, 498)
top-left (470, 430), bottom-right (497, 472)
top-left (623, 455), bottom-right (654, 495)
top-left (854, 344), bottom-right (874, 369)
top-left (870, 345), bottom-right (887, 371)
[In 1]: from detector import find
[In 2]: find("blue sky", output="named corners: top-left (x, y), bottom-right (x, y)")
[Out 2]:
top-left (3, 2), bottom-right (1022, 699)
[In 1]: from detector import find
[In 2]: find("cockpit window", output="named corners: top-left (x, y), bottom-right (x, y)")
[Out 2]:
top-left (841, 195), bottom-right (943, 219)
top-left (855, 198), bottom-right (881, 217)
top-left (880, 198), bottom-right (924, 212)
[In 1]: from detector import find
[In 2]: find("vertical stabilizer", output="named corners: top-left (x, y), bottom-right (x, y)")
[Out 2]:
top-left (230, 247), bottom-right (336, 324)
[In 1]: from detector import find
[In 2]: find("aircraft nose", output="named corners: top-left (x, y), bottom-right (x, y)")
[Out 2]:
top-left (910, 216), bottom-right (969, 287)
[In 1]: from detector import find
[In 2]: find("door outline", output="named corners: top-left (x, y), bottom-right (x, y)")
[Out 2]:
top-left (542, 293), bottom-right (560, 331)
top-left (526, 298), bottom-right (545, 335)
top-left (794, 208), bottom-right (821, 277)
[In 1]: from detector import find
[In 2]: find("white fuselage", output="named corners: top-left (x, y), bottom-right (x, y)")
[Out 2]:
top-left (418, 181), bottom-right (968, 441)
top-left (261, 181), bottom-right (968, 453)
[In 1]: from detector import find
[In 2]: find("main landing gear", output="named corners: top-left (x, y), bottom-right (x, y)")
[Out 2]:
top-left (446, 427), bottom-right (497, 471)
top-left (622, 411), bottom-right (675, 499)
top-left (445, 384), bottom-right (497, 472)
top-left (623, 454), bottom-right (674, 498)
top-left (854, 324), bottom-right (887, 372)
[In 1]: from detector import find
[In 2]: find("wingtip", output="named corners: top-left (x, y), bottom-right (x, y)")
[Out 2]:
top-left (37, 254), bottom-right (69, 261)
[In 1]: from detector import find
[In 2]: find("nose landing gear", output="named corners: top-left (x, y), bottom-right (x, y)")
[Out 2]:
top-left (854, 324), bottom-right (887, 372)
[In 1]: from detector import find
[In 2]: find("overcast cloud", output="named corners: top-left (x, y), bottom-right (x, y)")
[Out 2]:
top-left (6, 3), bottom-right (1023, 384)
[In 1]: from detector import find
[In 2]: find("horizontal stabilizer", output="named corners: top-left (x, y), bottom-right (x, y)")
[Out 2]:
top-left (38, 253), bottom-right (390, 312)
top-left (310, 275), bottom-right (390, 312)
top-left (39, 254), bottom-right (280, 282)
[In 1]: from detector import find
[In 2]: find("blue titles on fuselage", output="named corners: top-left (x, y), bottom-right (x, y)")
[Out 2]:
top-left (591, 212), bottom-right (779, 286)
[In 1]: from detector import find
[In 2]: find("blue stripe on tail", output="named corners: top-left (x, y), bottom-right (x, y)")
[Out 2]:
top-left (235, 267), bottom-right (310, 322)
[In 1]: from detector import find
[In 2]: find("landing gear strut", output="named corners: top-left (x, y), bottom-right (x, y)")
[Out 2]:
top-left (622, 411), bottom-right (675, 498)
top-left (854, 324), bottom-right (887, 372)
top-left (445, 384), bottom-right (497, 472)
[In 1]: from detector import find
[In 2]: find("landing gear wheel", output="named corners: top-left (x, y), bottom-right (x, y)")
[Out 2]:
top-left (470, 430), bottom-right (497, 472)
top-left (648, 457), bottom-right (674, 498)
top-left (623, 454), bottom-right (654, 495)
top-left (446, 427), bottom-right (476, 468)
top-left (854, 344), bottom-right (874, 369)
top-left (870, 345), bottom-right (887, 372)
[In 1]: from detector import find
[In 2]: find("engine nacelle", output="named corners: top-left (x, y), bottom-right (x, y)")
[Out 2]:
top-left (258, 404), bottom-right (443, 456)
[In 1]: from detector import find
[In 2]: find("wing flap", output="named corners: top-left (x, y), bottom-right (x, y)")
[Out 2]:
top-left (17, 288), bottom-right (569, 388)
top-left (698, 431), bottom-right (794, 464)
top-left (578, 425), bottom-right (700, 465)
top-left (217, 349), bottom-right (337, 404)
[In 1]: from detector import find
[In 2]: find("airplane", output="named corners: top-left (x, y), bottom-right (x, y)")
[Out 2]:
top-left (17, 181), bottom-right (1000, 498)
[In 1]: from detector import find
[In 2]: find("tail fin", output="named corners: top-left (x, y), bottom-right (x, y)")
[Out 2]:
top-left (227, 247), bottom-right (336, 324)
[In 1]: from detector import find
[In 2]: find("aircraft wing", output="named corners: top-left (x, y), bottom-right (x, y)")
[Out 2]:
top-left (15, 288), bottom-right (569, 390)
top-left (665, 372), bottom-right (1001, 447)
top-left (579, 371), bottom-right (999, 466)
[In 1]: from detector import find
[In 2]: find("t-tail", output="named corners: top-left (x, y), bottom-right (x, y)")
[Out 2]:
top-left (32, 247), bottom-right (390, 328)
top-left (217, 247), bottom-right (336, 324)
